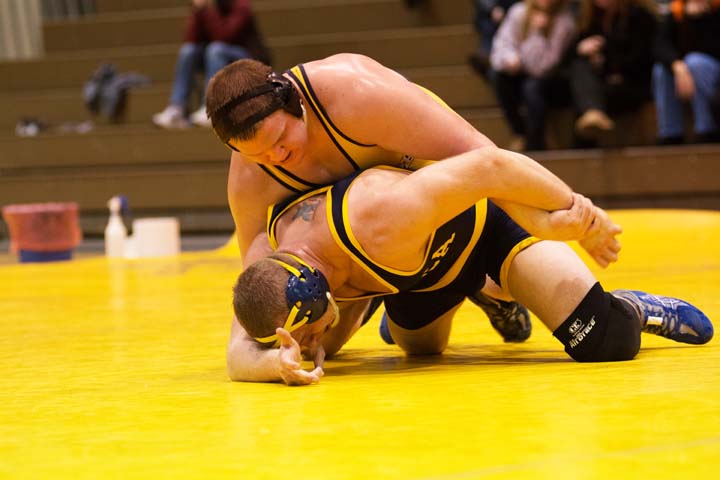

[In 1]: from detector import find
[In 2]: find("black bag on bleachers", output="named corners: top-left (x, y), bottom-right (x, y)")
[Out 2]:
top-left (83, 63), bottom-right (150, 122)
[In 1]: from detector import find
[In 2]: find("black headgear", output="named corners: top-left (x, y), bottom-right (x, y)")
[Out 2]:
top-left (211, 72), bottom-right (303, 144)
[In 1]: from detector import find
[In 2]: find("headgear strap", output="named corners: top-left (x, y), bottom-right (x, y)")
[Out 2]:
top-left (253, 254), bottom-right (338, 348)
top-left (212, 72), bottom-right (303, 145)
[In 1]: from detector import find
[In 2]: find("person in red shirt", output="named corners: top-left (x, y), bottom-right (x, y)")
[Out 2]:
top-left (153, 0), bottom-right (270, 129)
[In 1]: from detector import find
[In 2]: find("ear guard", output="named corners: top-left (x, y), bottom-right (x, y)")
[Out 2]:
top-left (212, 72), bottom-right (303, 149)
top-left (253, 254), bottom-right (338, 348)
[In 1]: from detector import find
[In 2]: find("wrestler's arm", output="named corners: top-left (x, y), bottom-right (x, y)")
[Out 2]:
top-left (227, 155), bottom-right (292, 265)
top-left (404, 146), bottom-right (575, 225)
top-left (322, 56), bottom-right (618, 264)
top-left (226, 300), bottom-right (368, 384)
top-left (353, 147), bottom-right (576, 245)
top-left (317, 54), bottom-right (494, 158)
top-left (493, 197), bottom-right (622, 267)
top-left (226, 158), bottom-right (320, 384)
top-left (226, 320), bottom-right (283, 382)
top-left (491, 195), bottom-right (598, 241)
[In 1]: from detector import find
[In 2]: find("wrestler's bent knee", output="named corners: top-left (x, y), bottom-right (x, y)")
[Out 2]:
top-left (553, 283), bottom-right (641, 362)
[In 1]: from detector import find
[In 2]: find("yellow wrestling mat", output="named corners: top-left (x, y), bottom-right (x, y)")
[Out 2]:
top-left (1, 210), bottom-right (718, 479)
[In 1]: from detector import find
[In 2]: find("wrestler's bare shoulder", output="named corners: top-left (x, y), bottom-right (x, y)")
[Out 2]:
top-left (301, 54), bottom-right (405, 105)
top-left (348, 168), bottom-right (430, 264)
top-left (347, 168), bottom-right (409, 215)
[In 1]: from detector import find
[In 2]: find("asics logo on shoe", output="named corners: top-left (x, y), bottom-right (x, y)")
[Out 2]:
top-left (679, 324), bottom-right (699, 337)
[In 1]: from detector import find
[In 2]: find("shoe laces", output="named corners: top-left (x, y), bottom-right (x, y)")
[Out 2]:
top-left (618, 291), bottom-right (679, 337)
top-left (640, 299), bottom-right (678, 337)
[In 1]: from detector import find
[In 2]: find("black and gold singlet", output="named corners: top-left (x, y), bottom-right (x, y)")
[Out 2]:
top-left (258, 64), bottom-right (448, 193)
top-left (268, 168), bottom-right (488, 300)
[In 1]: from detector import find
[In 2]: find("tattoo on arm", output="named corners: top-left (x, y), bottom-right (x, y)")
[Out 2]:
top-left (293, 198), bottom-right (321, 222)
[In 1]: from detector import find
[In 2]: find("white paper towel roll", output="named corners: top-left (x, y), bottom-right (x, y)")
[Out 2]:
top-left (132, 217), bottom-right (180, 257)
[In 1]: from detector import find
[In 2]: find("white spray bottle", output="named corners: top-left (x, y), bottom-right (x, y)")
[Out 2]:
top-left (104, 195), bottom-right (127, 258)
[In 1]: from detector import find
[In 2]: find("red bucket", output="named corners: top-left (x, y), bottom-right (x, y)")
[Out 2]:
top-left (2, 202), bottom-right (82, 262)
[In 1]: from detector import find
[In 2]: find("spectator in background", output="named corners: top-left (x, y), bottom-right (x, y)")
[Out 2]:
top-left (569, 0), bottom-right (657, 144)
top-left (490, 0), bottom-right (577, 151)
top-left (653, 0), bottom-right (720, 144)
top-left (153, 0), bottom-right (270, 129)
top-left (469, 0), bottom-right (521, 75)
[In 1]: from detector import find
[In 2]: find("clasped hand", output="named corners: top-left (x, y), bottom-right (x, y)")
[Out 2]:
top-left (548, 193), bottom-right (622, 267)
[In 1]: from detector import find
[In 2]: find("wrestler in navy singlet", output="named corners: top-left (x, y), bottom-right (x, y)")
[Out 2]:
top-left (268, 168), bottom-right (541, 329)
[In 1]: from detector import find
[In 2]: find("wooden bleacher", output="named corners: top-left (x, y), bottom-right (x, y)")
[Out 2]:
top-left (0, 0), bottom-right (718, 239)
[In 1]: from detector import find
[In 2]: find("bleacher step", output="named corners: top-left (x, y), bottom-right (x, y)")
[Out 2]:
top-left (0, 66), bottom-right (496, 130)
top-left (0, 25), bottom-right (474, 92)
top-left (45, 0), bottom-right (473, 51)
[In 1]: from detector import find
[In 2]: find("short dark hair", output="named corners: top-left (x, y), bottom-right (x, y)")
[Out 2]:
top-left (232, 256), bottom-right (291, 345)
top-left (206, 58), bottom-right (274, 142)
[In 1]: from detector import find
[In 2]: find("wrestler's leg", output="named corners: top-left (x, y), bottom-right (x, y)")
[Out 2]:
top-left (387, 303), bottom-right (462, 355)
top-left (506, 241), bottom-right (598, 331)
top-left (506, 240), bottom-right (642, 361)
top-left (390, 275), bottom-right (529, 344)
top-left (469, 201), bottom-right (533, 342)
top-left (383, 290), bottom-right (465, 355)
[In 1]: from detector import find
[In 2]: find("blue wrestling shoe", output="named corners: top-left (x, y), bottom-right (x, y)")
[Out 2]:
top-left (468, 292), bottom-right (532, 343)
top-left (612, 290), bottom-right (714, 345)
top-left (379, 311), bottom-right (395, 345)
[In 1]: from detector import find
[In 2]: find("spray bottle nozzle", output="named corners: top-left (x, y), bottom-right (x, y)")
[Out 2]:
top-left (108, 195), bottom-right (130, 215)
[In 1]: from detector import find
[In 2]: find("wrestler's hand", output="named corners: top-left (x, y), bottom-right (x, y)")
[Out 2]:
top-left (546, 193), bottom-right (596, 240)
top-left (302, 341), bottom-right (326, 380)
top-left (313, 346), bottom-right (326, 373)
top-left (276, 328), bottom-right (324, 386)
top-left (578, 206), bottom-right (622, 268)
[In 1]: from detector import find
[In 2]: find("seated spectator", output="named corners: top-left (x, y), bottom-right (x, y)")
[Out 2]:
top-left (153, 0), bottom-right (270, 129)
top-left (569, 0), bottom-right (657, 145)
top-left (469, 0), bottom-right (521, 75)
top-left (653, 0), bottom-right (720, 144)
top-left (490, 0), bottom-right (576, 150)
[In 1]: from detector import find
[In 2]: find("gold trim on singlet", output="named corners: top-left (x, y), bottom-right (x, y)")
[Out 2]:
top-left (324, 166), bottom-right (489, 298)
top-left (325, 188), bottom-right (399, 297)
top-left (498, 236), bottom-right (542, 290)
top-left (266, 187), bottom-right (332, 250)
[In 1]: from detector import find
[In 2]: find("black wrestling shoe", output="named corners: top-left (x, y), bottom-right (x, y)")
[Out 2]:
top-left (468, 292), bottom-right (532, 343)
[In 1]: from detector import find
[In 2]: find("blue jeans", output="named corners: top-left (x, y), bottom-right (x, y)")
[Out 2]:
top-left (169, 41), bottom-right (251, 109)
top-left (494, 71), bottom-right (569, 150)
top-left (652, 52), bottom-right (720, 139)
